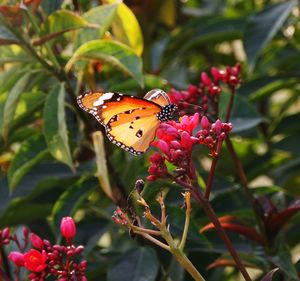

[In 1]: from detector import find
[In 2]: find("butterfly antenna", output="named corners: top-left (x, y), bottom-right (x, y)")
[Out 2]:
top-left (177, 101), bottom-right (202, 109)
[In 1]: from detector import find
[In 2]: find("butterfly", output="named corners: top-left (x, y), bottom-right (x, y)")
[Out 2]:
top-left (77, 89), bottom-right (177, 155)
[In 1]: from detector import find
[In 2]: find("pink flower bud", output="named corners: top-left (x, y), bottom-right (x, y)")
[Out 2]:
top-left (8, 251), bottom-right (24, 267)
top-left (202, 104), bottom-right (208, 111)
top-left (222, 123), bottom-right (233, 132)
top-left (208, 84), bottom-right (221, 95)
top-left (146, 175), bottom-right (157, 181)
top-left (211, 67), bottom-right (226, 81)
top-left (170, 140), bottom-right (181, 149)
top-left (157, 139), bottom-right (170, 155)
top-left (60, 217), bottom-right (76, 241)
top-left (30, 233), bottom-right (43, 250)
top-left (219, 132), bottom-right (226, 140)
top-left (212, 119), bottom-right (222, 135)
top-left (181, 131), bottom-right (192, 150)
top-left (187, 84), bottom-right (198, 95)
top-left (2, 227), bottom-right (10, 238)
top-left (23, 227), bottom-right (29, 239)
top-left (201, 116), bottom-right (210, 129)
top-left (190, 113), bottom-right (199, 130)
top-left (201, 72), bottom-right (212, 86)
top-left (204, 136), bottom-right (213, 145)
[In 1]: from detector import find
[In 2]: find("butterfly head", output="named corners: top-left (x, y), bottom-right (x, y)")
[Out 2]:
top-left (157, 104), bottom-right (177, 122)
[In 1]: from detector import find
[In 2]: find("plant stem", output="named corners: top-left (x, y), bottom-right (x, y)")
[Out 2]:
top-left (225, 87), bottom-right (236, 123)
top-left (161, 226), bottom-right (206, 281)
top-left (179, 192), bottom-right (191, 250)
top-left (225, 137), bottom-right (267, 239)
top-left (173, 178), bottom-right (252, 281)
top-left (204, 139), bottom-right (223, 199)
top-left (191, 188), bottom-right (252, 281)
top-left (137, 232), bottom-right (170, 251)
top-left (0, 248), bottom-right (11, 281)
top-left (23, 7), bottom-right (60, 68)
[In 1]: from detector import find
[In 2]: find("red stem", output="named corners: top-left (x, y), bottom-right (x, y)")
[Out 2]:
top-left (224, 84), bottom-right (267, 246)
top-left (0, 248), bottom-right (11, 281)
top-left (205, 139), bottom-right (223, 199)
top-left (173, 177), bottom-right (252, 281)
top-left (225, 86), bottom-right (236, 123)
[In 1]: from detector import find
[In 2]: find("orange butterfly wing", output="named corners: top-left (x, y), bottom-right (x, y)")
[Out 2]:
top-left (106, 108), bottom-right (161, 154)
top-left (77, 91), bottom-right (163, 155)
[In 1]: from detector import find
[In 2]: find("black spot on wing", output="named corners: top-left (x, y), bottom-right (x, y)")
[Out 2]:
top-left (136, 129), bottom-right (143, 138)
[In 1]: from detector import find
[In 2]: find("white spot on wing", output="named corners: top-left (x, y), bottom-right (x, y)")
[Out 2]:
top-left (93, 92), bottom-right (114, 106)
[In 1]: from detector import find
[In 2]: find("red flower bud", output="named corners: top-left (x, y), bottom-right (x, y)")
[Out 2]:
top-left (8, 251), bottom-right (24, 267)
top-left (187, 84), bottom-right (198, 95)
top-left (156, 139), bottom-right (170, 155)
top-left (2, 227), bottom-right (10, 238)
top-left (60, 217), bottom-right (76, 241)
top-left (201, 72), bottom-right (212, 86)
top-left (23, 227), bottom-right (29, 239)
top-left (201, 116), bottom-right (210, 129)
top-left (212, 119), bottom-right (222, 135)
top-left (23, 249), bottom-right (47, 272)
top-left (30, 233), bottom-right (43, 250)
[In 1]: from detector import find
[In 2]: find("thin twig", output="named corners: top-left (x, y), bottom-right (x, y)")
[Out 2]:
top-left (225, 87), bottom-right (236, 123)
top-left (173, 178), bottom-right (252, 281)
top-left (179, 192), bottom-right (191, 250)
top-left (204, 139), bottom-right (223, 199)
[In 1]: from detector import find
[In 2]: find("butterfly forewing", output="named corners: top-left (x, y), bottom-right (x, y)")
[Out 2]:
top-left (77, 91), bottom-right (162, 126)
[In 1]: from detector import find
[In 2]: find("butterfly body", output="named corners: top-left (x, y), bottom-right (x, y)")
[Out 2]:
top-left (77, 89), bottom-right (177, 155)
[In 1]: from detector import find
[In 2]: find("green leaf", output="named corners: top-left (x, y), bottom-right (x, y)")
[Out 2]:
top-left (52, 177), bottom-right (98, 236)
top-left (0, 25), bottom-right (19, 45)
top-left (74, 3), bottom-right (119, 49)
top-left (103, 0), bottom-right (144, 56)
top-left (163, 17), bottom-right (244, 66)
top-left (270, 244), bottom-right (298, 280)
top-left (272, 135), bottom-right (300, 156)
top-left (2, 72), bottom-right (32, 140)
top-left (8, 134), bottom-right (49, 191)
top-left (92, 132), bottom-right (113, 200)
top-left (272, 113), bottom-right (300, 136)
top-left (10, 91), bottom-right (46, 135)
top-left (238, 75), bottom-right (299, 101)
top-left (66, 40), bottom-right (144, 87)
top-left (40, 10), bottom-right (89, 39)
top-left (261, 268), bottom-right (279, 281)
top-left (43, 84), bottom-right (74, 170)
top-left (107, 247), bottom-right (159, 281)
top-left (41, 0), bottom-right (62, 15)
top-left (219, 94), bottom-right (263, 133)
top-left (243, 0), bottom-right (297, 70)
top-left (109, 74), bottom-right (169, 92)
top-left (0, 201), bottom-right (52, 227)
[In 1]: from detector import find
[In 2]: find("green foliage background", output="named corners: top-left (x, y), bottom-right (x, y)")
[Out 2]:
top-left (0, 0), bottom-right (299, 280)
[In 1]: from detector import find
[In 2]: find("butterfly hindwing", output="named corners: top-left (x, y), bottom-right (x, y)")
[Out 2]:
top-left (106, 109), bottom-right (160, 155)
top-left (144, 89), bottom-right (171, 107)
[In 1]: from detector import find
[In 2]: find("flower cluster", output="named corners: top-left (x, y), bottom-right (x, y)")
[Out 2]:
top-left (148, 113), bottom-right (233, 181)
top-left (8, 217), bottom-right (87, 281)
top-left (168, 64), bottom-right (241, 117)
